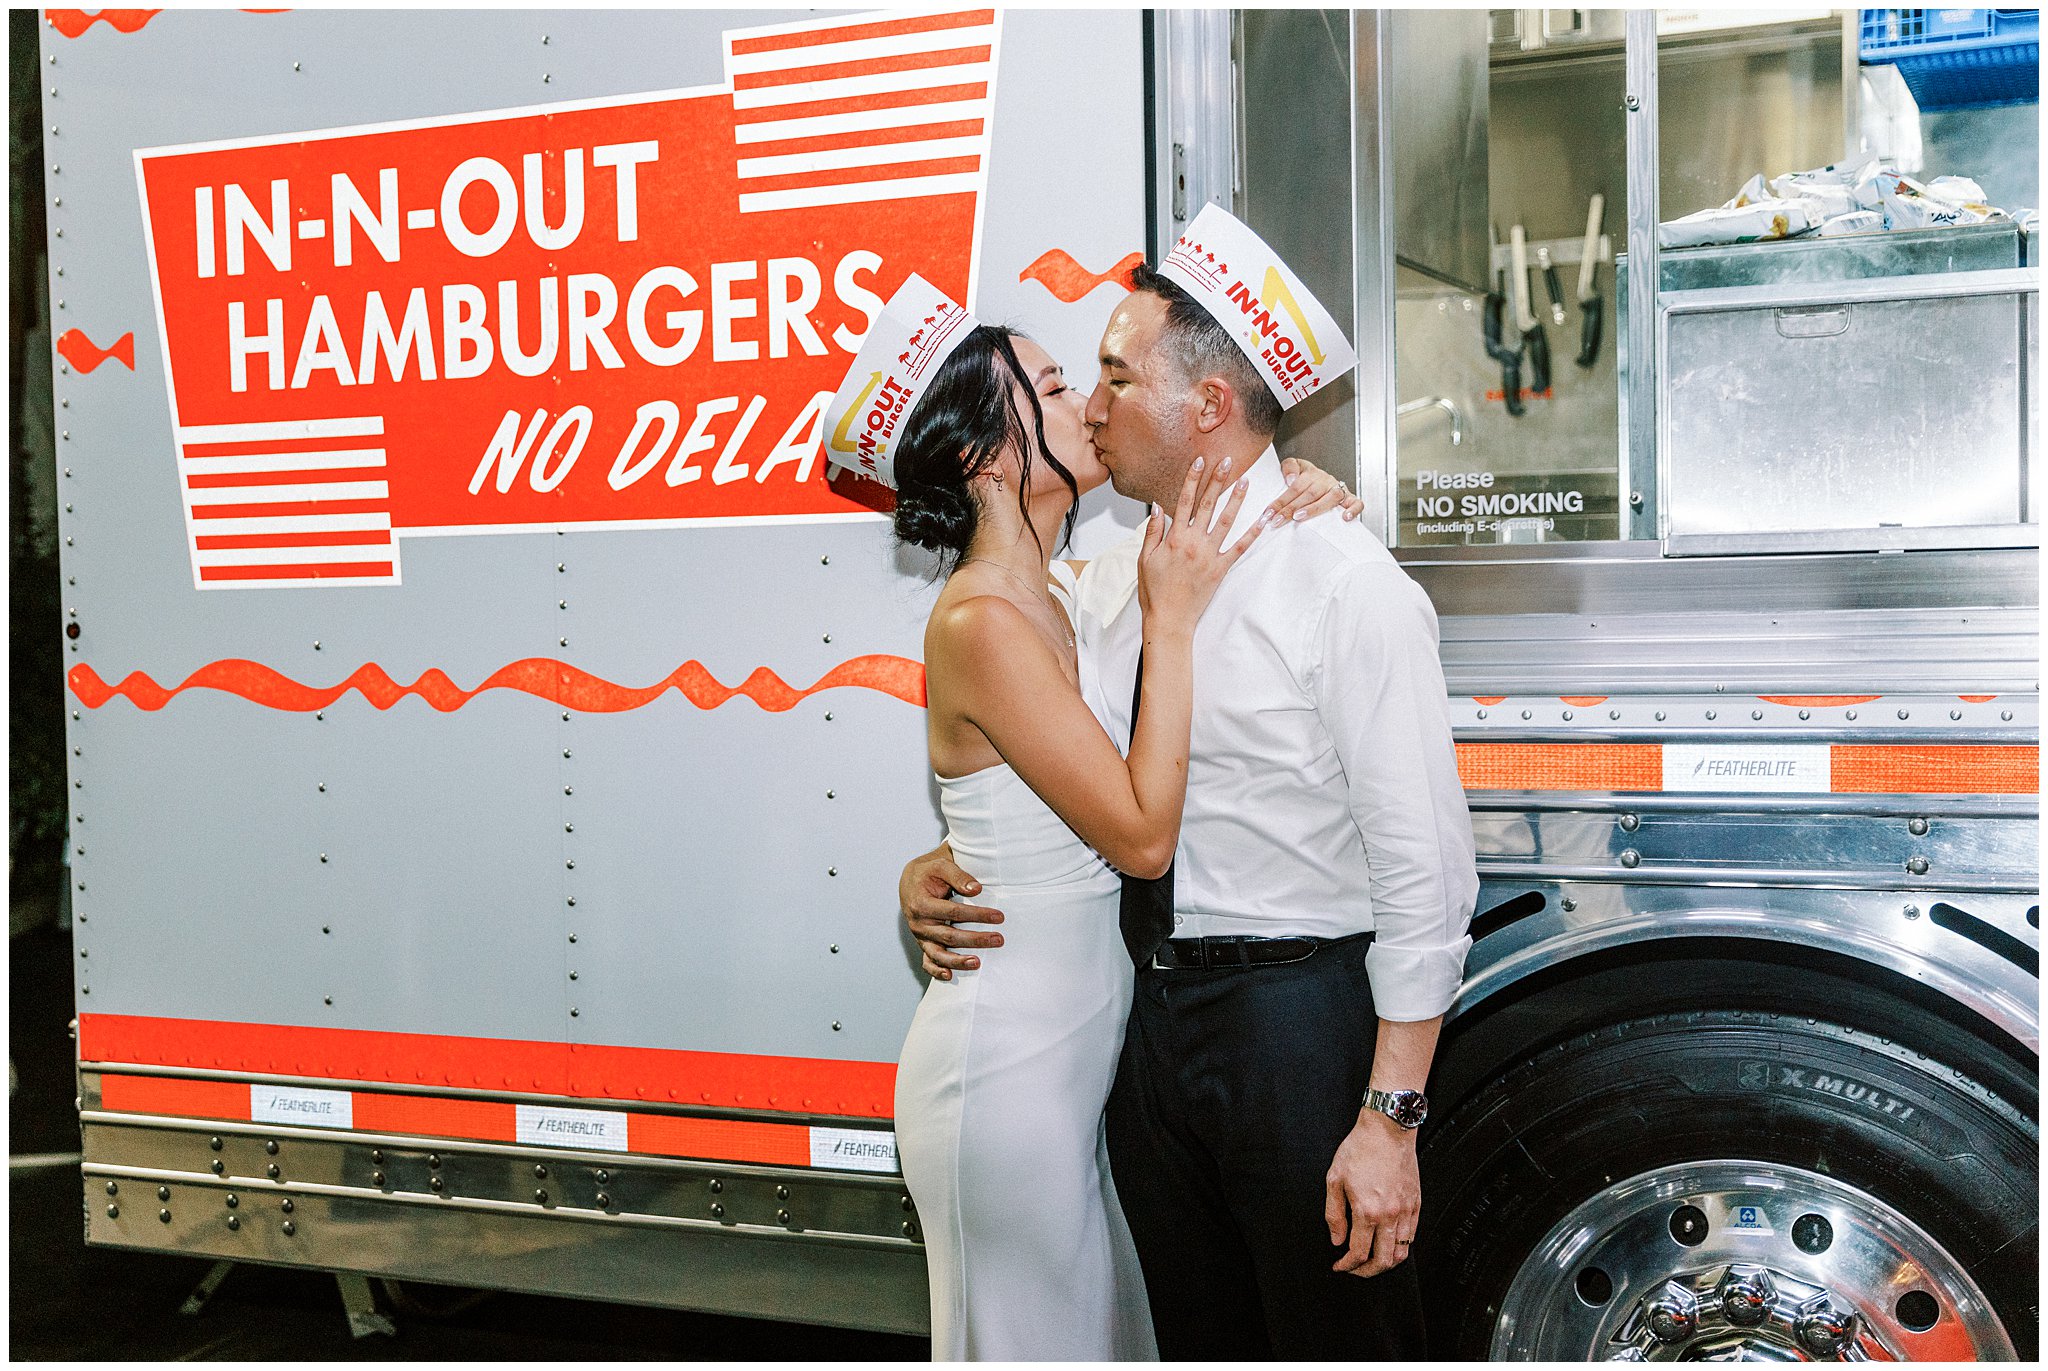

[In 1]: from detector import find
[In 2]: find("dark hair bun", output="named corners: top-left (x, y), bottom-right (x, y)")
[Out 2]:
top-left (893, 479), bottom-right (978, 555)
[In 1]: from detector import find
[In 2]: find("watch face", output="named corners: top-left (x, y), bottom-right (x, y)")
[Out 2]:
top-left (1384, 1091), bottom-right (1428, 1128)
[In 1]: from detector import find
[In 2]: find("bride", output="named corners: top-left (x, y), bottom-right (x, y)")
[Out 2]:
top-left (826, 278), bottom-right (1361, 1361)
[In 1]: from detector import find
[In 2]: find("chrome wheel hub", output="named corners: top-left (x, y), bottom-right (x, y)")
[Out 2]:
top-left (1491, 1160), bottom-right (2014, 1360)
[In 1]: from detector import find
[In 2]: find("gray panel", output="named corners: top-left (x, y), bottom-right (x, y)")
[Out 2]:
top-left (1389, 8), bottom-right (1490, 294)
top-left (53, 7), bottom-right (1147, 1069)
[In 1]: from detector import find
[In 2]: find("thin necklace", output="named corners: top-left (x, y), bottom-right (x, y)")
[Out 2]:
top-left (959, 557), bottom-right (1075, 649)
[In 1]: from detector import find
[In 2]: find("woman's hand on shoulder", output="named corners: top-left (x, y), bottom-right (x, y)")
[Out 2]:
top-left (1136, 453), bottom-right (1268, 636)
top-left (1271, 457), bottom-right (1366, 524)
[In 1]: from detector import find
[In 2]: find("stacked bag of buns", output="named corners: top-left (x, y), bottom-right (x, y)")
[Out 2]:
top-left (1659, 157), bottom-right (2021, 248)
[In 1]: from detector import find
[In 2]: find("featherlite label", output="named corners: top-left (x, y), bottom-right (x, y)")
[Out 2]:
top-left (1662, 744), bottom-right (1831, 793)
top-left (515, 1104), bottom-right (630, 1151)
top-left (809, 1126), bottom-right (899, 1173)
top-left (250, 1084), bottom-right (354, 1128)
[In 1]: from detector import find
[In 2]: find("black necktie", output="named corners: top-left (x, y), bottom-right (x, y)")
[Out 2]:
top-left (1118, 648), bottom-right (1177, 968)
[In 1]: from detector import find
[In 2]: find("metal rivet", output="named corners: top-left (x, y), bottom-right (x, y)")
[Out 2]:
top-left (1653, 710), bottom-right (1665, 721)
top-left (370, 1150), bottom-right (384, 1164)
top-left (1608, 710), bottom-right (1620, 721)
top-left (595, 1169), bottom-right (609, 1184)
top-left (821, 555), bottom-right (830, 565)
top-left (1619, 849), bottom-right (1641, 869)
top-left (159, 1209), bottom-right (172, 1224)
top-left (1620, 814), bottom-right (1639, 832)
top-left (1561, 897), bottom-right (1577, 912)
top-left (1520, 709), bottom-right (1532, 720)
top-left (1950, 710), bottom-right (1962, 721)
top-left (2002, 710), bottom-right (2013, 721)
top-left (564, 786), bottom-right (573, 796)
top-left (323, 996), bottom-right (332, 1006)
top-left (211, 1160), bottom-right (224, 1175)
top-left (559, 600), bottom-right (567, 609)
top-left (565, 860), bottom-right (575, 869)
top-left (1908, 817), bottom-right (1929, 836)
top-left (315, 711), bottom-right (324, 721)
top-left (822, 634), bottom-right (832, 644)
top-left (824, 712), bottom-right (834, 721)
top-left (535, 1189), bottom-right (548, 1203)
top-left (105, 1181), bottom-right (118, 1195)
top-left (371, 1171), bottom-right (385, 1186)
top-left (901, 1195), bottom-right (914, 1211)
top-left (831, 1021), bottom-right (842, 1031)
top-left (428, 1154), bottom-right (440, 1168)
top-left (158, 1186), bottom-right (170, 1201)
top-left (429, 1176), bottom-right (444, 1191)
top-left (569, 971), bottom-right (578, 981)
top-left (1845, 710), bottom-right (1858, 721)
top-left (281, 1199), bottom-right (293, 1214)
top-left (266, 1164), bottom-right (280, 1179)
top-left (562, 749), bottom-right (571, 759)
top-left (534, 1164), bottom-right (548, 1179)
top-left (557, 563), bottom-right (566, 572)
top-left (776, 1185), bottom-right (790, 1200)
top-left (568, 933), bottom-right (577, 943)
top-left (1904, 904), bottom-right (1921, 919)
top-left (265, 1140), bottom-right (279, 1155)
top-left (829, 944), bottom-right (839, 954)
top-left (777, 1209), bottom-right (791, 1223)
top-left (708, 1179), bottom-right (723, 1193)
top-left (318, 853), bottom-right (327, 863)
top-left (1476, 709), bottom-right (1488, 720)
top-left (321, 925), bottom-right (331, 935)
top-left (1751, 710), bottom-right (1763, 721)
top-left (570, 1008), bottom-right (579, 1017)
top-left (1562, 710), bottom-right (1574, 721)
top-left (225, 1194), bottom-right (238, 1208)
top-left (282, 1220), bottom-right (295, 1235)
top-left (1705, 710), bottom-right (1717, 721)
top-left (1799, 710), bottom-right (1810, 721)
top-left (711, 1203), bottom-right (725, 1218)
top-left (226, 1215), bottom-right (240, 1230)
top-left (559, 638), bottom-right (568, 647)
top-left (1629, 490), bottom-right (1643, 507)
top-left (1898, 709), bottom-right (1910, 720)
top-left (292, 61), bottom-right (300, 70)
top-left (105, 1205), bottom-right (118, 1219)
top-left (1907, 856), bottom-right (1929, 876)
top-left (826, 789), bottom-right (835, 799)
top-left (565, 823), bottom-right (574, 833)
top-left (902, 1220), bottom-right (917, 1237)
top-left (596, 1192), bottom-right (611, 1207)
top-left (543, 73), bottom-right (551, 82)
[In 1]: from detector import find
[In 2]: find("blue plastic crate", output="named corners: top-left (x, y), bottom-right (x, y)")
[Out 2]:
top-left (1859, 9), bottom-right (2041, 109)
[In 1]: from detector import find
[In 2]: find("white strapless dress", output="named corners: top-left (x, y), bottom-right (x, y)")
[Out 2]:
top-left (894, 563), bottom-right (1158, 1362)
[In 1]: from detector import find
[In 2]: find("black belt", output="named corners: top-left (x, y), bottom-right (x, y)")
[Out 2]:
top-left (1149, 935), bottom-right (1325, 971)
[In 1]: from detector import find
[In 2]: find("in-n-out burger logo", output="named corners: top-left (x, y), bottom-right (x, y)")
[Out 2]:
top-left (1223, 269), bottom-right (1326, 394)
top-left (823, 284), bottom-right (977, 484)
top-left (136, 7), bottom-right (1000, 587)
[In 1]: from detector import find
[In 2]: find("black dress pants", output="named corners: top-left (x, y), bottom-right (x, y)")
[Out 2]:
top-left (1104, 930), bottom-right (1427, 1360)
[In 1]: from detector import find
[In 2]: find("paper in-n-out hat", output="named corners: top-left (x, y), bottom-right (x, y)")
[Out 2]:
top-left (823, 273), bottom-right (982, 490)
top-left (1158, 204), bottom-right (1357, 408)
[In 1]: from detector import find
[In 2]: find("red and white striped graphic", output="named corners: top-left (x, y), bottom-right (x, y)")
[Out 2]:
top-left (725, 7), bottom-right (999, 215)
top-left (177, 416), bottom-right (399, 587)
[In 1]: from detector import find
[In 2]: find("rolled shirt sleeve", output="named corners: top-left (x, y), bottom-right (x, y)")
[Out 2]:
top-left (1309, 563), bottom-right (1478, 1021)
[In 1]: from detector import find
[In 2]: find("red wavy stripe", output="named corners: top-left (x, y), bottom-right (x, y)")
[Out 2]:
top-left (55, 328), bottom-right (135, 373)
top-left (1019, 248), bottom-right (1143, 303)
top-left (46, 9), bottom-right (162, 37)
top-left (68, 655), bottom-right (928, 713)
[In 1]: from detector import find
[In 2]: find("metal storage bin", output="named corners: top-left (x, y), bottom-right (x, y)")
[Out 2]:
top-left (1619, 225), bottom-right (2039, 555)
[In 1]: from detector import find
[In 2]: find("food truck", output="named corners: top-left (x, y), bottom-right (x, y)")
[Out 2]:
top-left (42, 6), bottom-right (2036, 1360)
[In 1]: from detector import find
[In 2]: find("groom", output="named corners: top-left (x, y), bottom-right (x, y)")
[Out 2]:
top-left (897, 207), bottom-right (1477, 1360)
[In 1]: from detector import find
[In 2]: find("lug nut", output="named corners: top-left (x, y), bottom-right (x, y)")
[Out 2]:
top-left (1795, 1300), bottom-right (1858, 1357)
top-left (1643, 1280), bottom-right (1699, 1343)
top-left (1718, 1266), bottom-right (1775, 1327)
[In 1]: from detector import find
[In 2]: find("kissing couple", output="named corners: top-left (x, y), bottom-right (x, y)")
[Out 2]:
top-left (823, 205), bottom-right (1478, 1361)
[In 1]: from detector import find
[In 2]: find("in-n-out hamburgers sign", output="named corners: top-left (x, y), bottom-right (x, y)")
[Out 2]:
top-left (136, 7), bottom-right (998, 587)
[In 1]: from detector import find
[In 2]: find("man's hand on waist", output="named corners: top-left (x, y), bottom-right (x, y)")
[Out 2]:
top-left (900, 842), bottom-right (1004, 980)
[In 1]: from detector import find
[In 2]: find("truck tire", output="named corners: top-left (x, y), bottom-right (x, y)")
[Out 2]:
top-left (1420, 1010), bottom-right (2037, 1361)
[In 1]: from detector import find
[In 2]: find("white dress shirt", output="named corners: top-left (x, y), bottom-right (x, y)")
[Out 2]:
top-left (1071, 447), bottom-right (1477, 1021)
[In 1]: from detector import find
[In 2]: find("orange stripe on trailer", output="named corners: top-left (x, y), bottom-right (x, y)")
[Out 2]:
top-left (100, 1074), bottom-right (250, 1121)
top-left (1471, 696), bottom-right (1507, 706)
top-left (1457, 743), bottom-right (1664, 792)
top-left (1757, 695), bottom-right (1882, 707)
top-left (351, 1092), bottom-right (517, 1142)
top-left (77, 1014), bottom-right (896, 1118)
top-left (1831, 745), bottom-right (2038, 795)
top-left (630, 1113), bottom-right (812, 1167)
top-left (1559, 696), bottom-right (1609, 706)
top-left (1958, 695), bottom-right (1998, 703)
top-left (729, 8), bottom-right (993, 57)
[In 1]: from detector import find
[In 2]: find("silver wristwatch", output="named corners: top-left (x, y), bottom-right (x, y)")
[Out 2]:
top-left (1363, 1087), bottom-right (1429, 1130)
